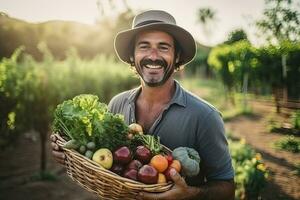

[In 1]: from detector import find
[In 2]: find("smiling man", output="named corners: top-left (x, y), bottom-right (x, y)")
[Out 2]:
top-left (51, 10), bottom-right (235, 200)
top-left (133, 30), bottom-right (177, 87)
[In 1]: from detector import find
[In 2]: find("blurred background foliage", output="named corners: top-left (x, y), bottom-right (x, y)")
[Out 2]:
top-left (0, 8), bottom-right (134, 60)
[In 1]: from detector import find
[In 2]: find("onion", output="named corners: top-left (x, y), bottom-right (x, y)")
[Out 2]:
top-left (128, 123), bottom-right (143, 134)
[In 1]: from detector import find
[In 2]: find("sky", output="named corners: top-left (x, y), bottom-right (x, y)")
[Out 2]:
top-left (0, 0), bottom-right (265, 46)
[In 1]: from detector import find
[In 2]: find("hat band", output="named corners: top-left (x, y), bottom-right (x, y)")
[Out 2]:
top-left (135, 20), bottom-right (163, 28)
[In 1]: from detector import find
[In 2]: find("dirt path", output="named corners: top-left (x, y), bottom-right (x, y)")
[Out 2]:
top-left (225, 102), bottom-right (300, 200)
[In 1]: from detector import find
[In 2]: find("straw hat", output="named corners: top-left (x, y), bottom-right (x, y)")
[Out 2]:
top-left (114, 10), bottom-right (196, 66)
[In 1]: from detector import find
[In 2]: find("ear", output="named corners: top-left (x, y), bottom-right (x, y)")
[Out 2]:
top-left (175, 53), bottom-right (180, 64)
top-left (130, 56), bottom-right (134, 62)
top-left (129, 56), bottom-right (135, 66)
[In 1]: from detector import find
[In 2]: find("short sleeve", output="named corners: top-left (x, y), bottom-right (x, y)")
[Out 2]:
top-left (108, 91), bottom-right (128, 114)
top-left (196, 110), bottom-right (234, 181)
top-left (108, 96), bottom-right (117, 113)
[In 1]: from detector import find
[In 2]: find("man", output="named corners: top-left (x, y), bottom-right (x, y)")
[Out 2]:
top-left (51, 10), bottom-right (235, 200)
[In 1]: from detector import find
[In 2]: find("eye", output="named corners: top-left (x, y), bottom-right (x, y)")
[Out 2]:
top-left (138, 44), bottom-right (149, 50)
top-left (159, 45), bottom-right (170, 52)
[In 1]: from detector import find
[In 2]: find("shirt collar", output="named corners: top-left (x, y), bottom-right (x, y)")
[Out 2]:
top-left (127, 80), bottom-right (186, 107)
top-left (128, 85), bottom-right (141, 104)
top-left (170, 80), bottom-right (187, 107)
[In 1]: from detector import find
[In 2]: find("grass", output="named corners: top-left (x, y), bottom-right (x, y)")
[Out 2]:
top-left (223, 106), bottom-right (254, 122)
top-left (294, 163), bottom-right (300, 176)
top-left (179, 76), bottom-right (254, 120)
top-left (266, 110), bottom-right (300, 136)
top-left (274, 135), bottom-right (300, 153)
top-left (29, 171), bottom-right (58, 182)
top-left (179, 77), bottom-right (224, 102)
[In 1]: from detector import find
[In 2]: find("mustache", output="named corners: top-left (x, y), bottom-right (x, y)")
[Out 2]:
top-left (140, 58), bottom-right (167, 68)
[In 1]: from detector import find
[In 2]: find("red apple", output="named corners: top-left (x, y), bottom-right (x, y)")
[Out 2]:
top-left (127, 159), bottom-right (143, 171)
top-left (138, 165), bottom-right (158, 184)
top-left (113, 146), bottom-right (132, 164)
top-left (135, 145), bottom-right (152, 164)
top-left (164, 167), bottom-right (174, 182)
top-left (123, 168), bottom-right (138, 181)
top-left (164, 153), bottom-right (173, 166)
top-left (110, 163), bottom-right (124, 175)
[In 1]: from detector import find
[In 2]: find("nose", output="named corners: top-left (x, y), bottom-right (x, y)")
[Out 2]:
top-left (148, 48), bottom-right (159, 61)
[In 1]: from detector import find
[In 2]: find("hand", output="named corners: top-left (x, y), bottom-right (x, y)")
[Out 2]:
top-left (137, 168), bottom-right (198, 200)
top-left (50, 134), bottom-right (65, 165)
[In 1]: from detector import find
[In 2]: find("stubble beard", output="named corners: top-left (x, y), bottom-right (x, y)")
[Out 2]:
top-left (143, 66), bottom-right (174, 87)
top-left (136, 58), bottom-right (175, 87)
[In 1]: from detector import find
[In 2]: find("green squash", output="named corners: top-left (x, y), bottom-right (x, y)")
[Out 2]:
top-left (172, 147), bottom-right (201, 177)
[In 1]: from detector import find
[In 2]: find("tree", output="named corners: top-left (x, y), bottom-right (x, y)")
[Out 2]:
top-left (256, 0), bottom-right (300, 44)
top-left (197, 7), bottom-right (217, 44)
top-left (95, 0), bottom-right (134, 56)
top-left (208, 41), bottom-right (256, 106)
top-left (208, 44), bottom-right (236, 104)
top-left (186, 43), bottom-right (211, 77)
top-left (198, 8), bottom-right (216, 25)
top-left (196, 8), bottom-right (217, 77)
top-left (224, 29), bottom-right (249, 44)
top-left (255, 0), bottom-right (300, 110)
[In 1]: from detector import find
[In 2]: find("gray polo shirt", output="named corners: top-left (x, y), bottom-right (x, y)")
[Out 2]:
top-left (108, 80), bottom-right (234, 186)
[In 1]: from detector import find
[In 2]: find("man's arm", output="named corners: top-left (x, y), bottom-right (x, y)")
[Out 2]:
top-left (137, 168), bottom-right (235, 200)
top-left (189, 179), bottom-right (235, 200)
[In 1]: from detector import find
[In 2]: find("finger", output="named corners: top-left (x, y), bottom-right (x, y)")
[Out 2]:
top-left (54, 157), bottom-right (65, 165)
top-left (52, 150), bottom-right (65, 161)
top-left (50, 134), bottom-right (57, 142)
top-left (136, 192), bottom-right (161, 200)
top-left (170, 168), bottom-right (186, 187)
top-left (137, 191), bottom-right (174, 200)
top-left (52, 155), bottom-right (65, 165)
top-left (51, 142), bottom-right (60, 151)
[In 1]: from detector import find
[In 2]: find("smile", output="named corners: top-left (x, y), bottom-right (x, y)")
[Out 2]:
top-left (145, 65), bottom-right (163, 69)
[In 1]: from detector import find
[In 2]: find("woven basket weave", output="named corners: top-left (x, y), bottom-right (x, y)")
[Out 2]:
top-left (55, 134), bottom-right (173, 200)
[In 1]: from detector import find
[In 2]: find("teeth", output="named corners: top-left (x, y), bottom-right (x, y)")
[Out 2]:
top-left (145, 65), bottom-right (162, 69)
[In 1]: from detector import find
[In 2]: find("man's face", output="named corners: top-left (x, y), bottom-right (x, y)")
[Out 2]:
top-left (133, 30), bottom-right (176, 87)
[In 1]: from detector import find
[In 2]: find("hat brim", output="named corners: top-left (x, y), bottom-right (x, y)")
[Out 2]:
top-left (114, 23), bottom-right (196, 66)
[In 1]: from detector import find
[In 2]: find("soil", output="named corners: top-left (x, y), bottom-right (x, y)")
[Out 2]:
top-left (0, 101), bottom-right (299, 200)
top-left (0, 131), bottom-right (99, 200)
top-left (225, 101), bottom-right (300, 200)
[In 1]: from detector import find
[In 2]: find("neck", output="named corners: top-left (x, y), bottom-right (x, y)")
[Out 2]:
top-left (139, 78), bottom-right (176, 105)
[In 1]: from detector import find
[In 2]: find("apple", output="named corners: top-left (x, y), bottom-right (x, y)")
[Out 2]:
top-left (138, 165), bottom-right (158, 184)
top-left (127, 159), bottom-right (143, 171)
top-left (113, 146), bottom-right (132, 164)
top-left (164, 153), bottom-right (173, 166)
top-left (123, 168), bottom-right (138, 181)
top-left (135, 145), bottom-right (152, 164)
top-left (92, 148), bottom-right (113, 169)
top-left (164, 167), bottom-right (172, 182)
top-left (110, 163), bottom-right (125, 175)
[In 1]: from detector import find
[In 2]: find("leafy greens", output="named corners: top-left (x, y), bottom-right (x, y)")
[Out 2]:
top-left (53, 94), bottom-right (129, 150)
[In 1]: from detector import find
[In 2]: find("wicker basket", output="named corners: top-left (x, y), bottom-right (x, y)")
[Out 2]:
top-left (55, 134), bottom-right (173, 200)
